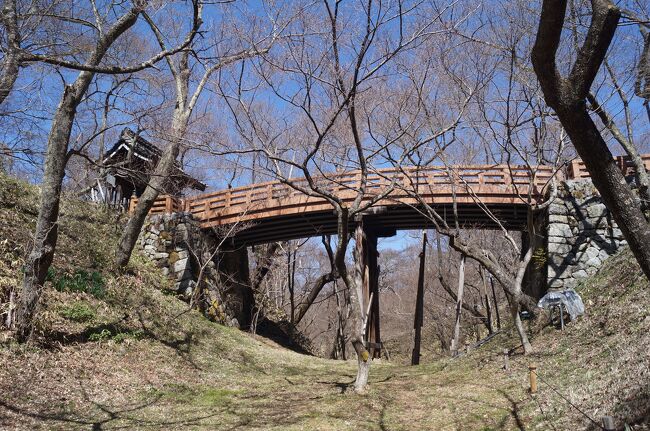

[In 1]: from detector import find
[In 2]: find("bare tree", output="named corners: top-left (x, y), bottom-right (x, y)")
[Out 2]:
top-left (388, 37), bottom-right (566, 353)
top-left (214, 0), bottom-right (472, 390)
top-left (532, 0), bottom-right (650, 282)
top-left (0, 0), bottom-right (201, 108)
top-left (14, 0), bottom-right (201, 341)
top-left (115, 2), bottom-right (283, 267)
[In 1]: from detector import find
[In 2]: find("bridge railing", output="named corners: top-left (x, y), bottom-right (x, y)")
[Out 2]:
top-left (174, 164), bottom-right (558, 224)
top-left (567, 154), bottom-right (650, 179)
top-left (128, 195), bottom-right (185, 216)
top-left (127, 155), bottom-right (650, 226)
top-left (128, 164), bottom-right (559, 222)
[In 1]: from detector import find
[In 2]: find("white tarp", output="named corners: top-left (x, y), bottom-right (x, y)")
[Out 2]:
top-left (537, 289), bottom-right (585, 320)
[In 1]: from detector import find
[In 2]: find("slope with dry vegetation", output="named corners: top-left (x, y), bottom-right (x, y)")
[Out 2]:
top-left (0, 174), bottom-right (648, 430)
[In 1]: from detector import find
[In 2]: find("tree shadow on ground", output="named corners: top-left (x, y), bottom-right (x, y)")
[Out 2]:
top-left (41, 320), bottom-right (201, 369)
top-left (584, 386), bottom-right (650, 431)
top-left (0, 385), bottom-right (228, 430)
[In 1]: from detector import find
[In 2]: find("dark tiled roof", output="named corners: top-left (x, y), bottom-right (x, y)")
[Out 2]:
top-left (103, 128), bottom-right (162, 163)
top-left (103, 128), bottom-right (206, 191)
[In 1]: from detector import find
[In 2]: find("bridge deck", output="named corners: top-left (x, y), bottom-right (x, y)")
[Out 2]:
top-left (129, 155), bottom-right (650, 245)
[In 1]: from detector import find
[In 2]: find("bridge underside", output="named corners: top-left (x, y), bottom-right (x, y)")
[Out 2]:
top-left (224, 202), bottom-right (529, 246)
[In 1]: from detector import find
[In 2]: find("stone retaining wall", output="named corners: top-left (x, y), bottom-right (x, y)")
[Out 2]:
top-left (140, 212), bottom-right (198, 296)
top-left (547, 179), bottom-right (627, 289)
top-left (139, 213), bottom-right (241, 326)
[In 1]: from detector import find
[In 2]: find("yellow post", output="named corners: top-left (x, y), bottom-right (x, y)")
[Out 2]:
top-left (529, 363), bottom-right (538, 394)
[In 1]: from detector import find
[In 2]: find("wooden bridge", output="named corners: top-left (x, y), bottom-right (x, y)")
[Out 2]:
top-left (129, 155), bottom-right (650, 245)
top-left (129, 154), bottom-right (650, 357)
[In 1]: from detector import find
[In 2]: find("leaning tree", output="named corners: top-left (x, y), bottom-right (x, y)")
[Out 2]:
top-left (14, 0), bottom-right (202, 341)
top-left (532, 0), bottom-right (650, 283)
top-left (115, 2), bottom-right (289, 267)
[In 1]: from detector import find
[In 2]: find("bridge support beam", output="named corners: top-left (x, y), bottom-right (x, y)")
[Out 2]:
top-left (522, 210), bottom-right (548, 300)
top-left (355, 217), bottom-right (387, 359)
top-left (216, 245), bottom-right (253, 329)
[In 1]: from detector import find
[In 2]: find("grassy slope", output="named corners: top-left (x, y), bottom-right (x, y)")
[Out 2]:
top-left (0, 174), bottom-right (648, 430)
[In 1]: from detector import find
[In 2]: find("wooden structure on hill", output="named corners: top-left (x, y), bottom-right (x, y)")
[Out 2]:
top-left (90, 128), bottom-right (206, 210)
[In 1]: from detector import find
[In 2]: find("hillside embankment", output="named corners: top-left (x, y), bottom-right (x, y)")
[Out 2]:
top-left (0, 174), bottom-right (648, 430)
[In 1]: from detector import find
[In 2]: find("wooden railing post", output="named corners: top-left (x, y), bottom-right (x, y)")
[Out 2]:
top-left (502, 167), bottom-right (511, 188)
top-left (128, 195), bottom-right (137, 214)
top-left (529, 363), bottom-right (538, 394)
top-left (224, 190), bottom-right (231, 213)
top-left (568, 160), bottom-right (578, 179)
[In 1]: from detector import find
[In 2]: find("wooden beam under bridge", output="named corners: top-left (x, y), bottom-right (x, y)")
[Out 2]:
top-left (357, 217), bottom-right (393, 359)
top-left (411, 231), bottom-right (427, 365)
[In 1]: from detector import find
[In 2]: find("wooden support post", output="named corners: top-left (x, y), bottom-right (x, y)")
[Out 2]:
top-left (362, 293), bottom-right (374, 335)
top-left (364, 226), bottom-right (381, 359)
top-left (601, 416), bottom-right (615, 431)
top-left (411, 231), bottom-right (427, 366)
top-left (529, 363), bottom-right (538, 394)
top-left (450, 253), bottom-right (466, 356)
top-left (490, 275), bottom-right (501, 330)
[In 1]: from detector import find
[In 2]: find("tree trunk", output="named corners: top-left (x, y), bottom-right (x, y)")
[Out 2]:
top-left (480, 266), bottom-right (494, 334)
top-left (532, 0), bottom-right (650, 283)
top-left (587, 93), bottom-right (650, 212)
top-left (560, 108), bottom-right (650, 280)
top-left (14, 94), bottom-right (78, 339)
top-left (512, 216), bottom-right (536, 355)
top-left (115, 115), bottom-right (187, 267)
top-left (349, 222), bottom-right (370, 392)
top-left (510, 301), bottom-right (533, 354)
top-left (329, 280), bottom-right (347, 360)
top-left (293, 272), bottom-right (336, 325)
top-left (435, 232), bottom-right (490, 328)
top-left (0, 0), bottom-right (20, 106)
top-left (490, 275), bottom-right (501, 330)
top-left (14, 5), bottom-right (157, 340)
top-left (250, 242), bottom-right (280, 292)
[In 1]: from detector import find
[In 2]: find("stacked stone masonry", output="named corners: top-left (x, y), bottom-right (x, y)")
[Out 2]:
top-left (546, 179), bottom-right (627, 290)
top-left (139, 213), bottom-right (236, 326)
top-left (140, 213), bottom-right (197, 295)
